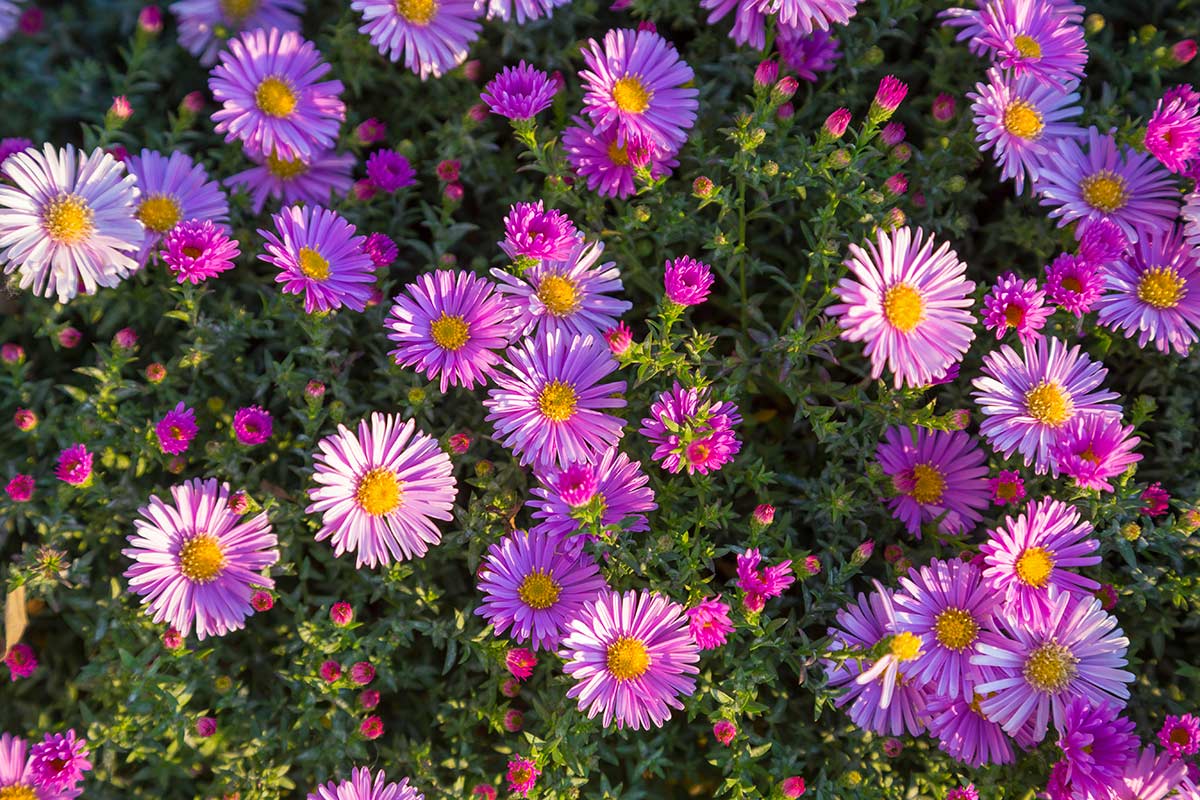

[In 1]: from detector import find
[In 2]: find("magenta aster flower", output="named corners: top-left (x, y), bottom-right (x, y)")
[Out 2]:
top-left (306, 767), bottom-right (423, 800)
top-left (5, 474), bottom-right (33, 503)
top-left (664, 256), bottom-right (715, 307)
top-left (982, 272), bottom-right (1052, 342)
top-left (1146, 91), bottom-right (1200, 174)
top-left (0, 733), bottom-right (54, 797)
top-left (475, 529), bottom-right (607, 650)
top-left (4, 642), bottom-right (36, 679)
top-left (307, 412), bottom-right (457, 568)
top-left (1159, 714), bottom-right (1200, 757)
top-left (126, 149), bottom-right (228, 263)
top-left (976, 0), bottom-right (1087, 86)
top-left (560, 589), bottom-right (700, 730)
top-left (746, 0), bottom-right (859, 34)
top-left (366, 149), bottom-right (415, 192)
top-left (1113, 748), bottom-right (1187, 800)
top-left (528, 447), bottom-right (656, 539)
top-left (209, 28), bottom-right (345, 160)
top-left (1056, 698), bottom-right (1138, 800)
top-left (1141, 482), bottom-right (1171, 517)
top-left (363, 232), bottom-right (398, 269)
top-left (171, 0), bottom-right (302, 66)
top-left (28, 730), bottom-right (91, 793)
top-left (828, 226), bottom-right (977, 389)
top-left (484, 330), bottom-right (626, 469)
top-left (776, 27), bottom-right (840, 82)
top-left (482, 62), bottom-right (557, 121)
top-left (506, 647), bottom-right (537, 679)
top-left (686, 596), bottom-right (734, 650)
top-left (736, 549), bottom-right (795, 610)
top-left (1079, 218), bottom-right (1131, 266)
top-left (224, 149), bottom-right (355, 214)
top-left (233, 406), bottom-right (273, 445)
top-left (123, 478), bottom-right (278, 639)
top-left (162, 218), bottom-right (240, 284)
top-left (1051, 414), bottom-right (1142, 492)
top-left (259, 204), bottom-right (376, 314)
top-left (925, 690), bottom-right (1020, 767)
top-left (506, 758), bottom-right (539, 797)
top-left (501, 201), bottom-right (578, 262)
top-left (580, 28), bottom-right (697, 153)
top-left (155, 401), bottom-right (198, 455)
top-left (945, 786), bottom-right (978, 800)
top-left (972, 337), bottom-right (1121, 473)
top-left (876, 426), bottom-right (990, 538)
top-left (1044, 253), bottom-right (1104, 315)
top-left (562, 118), bottom-right (678, 199)
top-left (350, 0), bottom-right (481, 80)
top-left (639, 382), bottom-right (742, 475)
top-left (56, 443), bottom-right (93, 485)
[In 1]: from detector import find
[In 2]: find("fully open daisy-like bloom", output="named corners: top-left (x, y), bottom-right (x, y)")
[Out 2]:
top-left (893, 558), bottom-right (999, 699)
top-left (209, 28), bottom-right (346, 160)
top-left (481, 62), bottom-right (558, 121)
top-left (484, 330), bottom-right (626, 470)
top-left (686, 596), bottom-right (734, 650)
top-left (528, 447), bottom-right (657, 539)
top-left (479, 0), bottom-right (567, 22)
top-left (475, 529), bottom-right (607, 650)
top-left (579, 28), bottom-right (698, 152)
top-left (306, 767), bottom-right (423, 800)
top-left (28, 730), bottom-right (91, 794)
top-left (876, 426), bottom-right (990, 538)
top-left (1113, 747), bottom-right (1188, 800)
top-left (171, 0), bottom-right (303, 66)
top-left (1159, 714), bottom-right (1200, 757)
top-left (259, 204), bottom-right (375, 314)
top-left (1056, 698), bottom-right (1138, 800)
top-left (777, 27), bottom-right (841, 82)
top-left (1146, 90), bottom-right (1200, 174)
top-left (925, 689), bottom-right (1020, 767)
top-left (307, 412), bottom-right (457, 568)
top-left (0, 143), bottom-right (142, 303)
top-left (225, 149), bottom-right (355, 214)
top-left (972, 589), bottom-right (1132, 742)
top-left (1095, 225), bottom-right (1200, 356)
top-left (972, 336), bottom-right (1121, 473)
top-left (1044, 253), bottom-right (1104, 315)
top-left (1035, 127), bottom-right (1179, 244)
top-left (639, 382), bottom-right (741, 475)
top-left (155, 401), bottom-right (198, 455)
top-left (386, 270), bottom-right (516, 393)
top-left (829, 226), bottom-right (977, 389)
top-left (976, 0), bottom-right (1087, 88)
top-left (492, 238), bottom-right (632, 339)
top-left (162, 219), bottom-right (240, 284)
top-left (123, 478), bottom-right (278, 640)
top-left (1051, 414), bottom-right (1142, 492)
top-left (982, 272), bottom-right (1052, 342)
top-left (746, 0), bottom-right (859, 33)
top-left (968, 67), bottom-right (1082, 195)
top-left (350, 0), bottom-right (481, 80)
top-left (126, 149), bottom-right (228, 263)
top-left (559, 589), bottom-right (700, 730)
top-left (561, 117), bottom-right (678, 199)
top-left (500, 201), bottom-right (578, 263)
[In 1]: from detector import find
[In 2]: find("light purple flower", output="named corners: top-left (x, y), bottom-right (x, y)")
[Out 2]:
top-left (527, 447), bottom-right (656, 540)
top-left (482, 62), bottom-right (558, 121)
top-left (350, 0), bottom-right (481, 80)
top-left (224, 149), bottom-right (355, 215)
top-left (876, 426), bottom-right (990, 538)
top-left (258, 204), bottom-right (376, 314)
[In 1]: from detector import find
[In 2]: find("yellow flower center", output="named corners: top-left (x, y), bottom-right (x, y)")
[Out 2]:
top-left (934, 608), bottom-right (979, 651)
top-left (1023, 641), bottom-right (1077, 692)
top-left (266, 152), bottom-right (309, 179)
top-left (429, 312), bottom-right (470, 351)
top-left (254, 76), bottom-right (298, 118)
top-left (537, 274), bottom-right (581, 317)
top-left (1013, 34), bottom-right (1042, 59)
top-left (355, 467), bottom-right (403, 516)
top-left (297, 246), bottom-right (330, 281)
top-left (882, 283), bottom-right (924, 333)
top-left (537, 380), bottom-right (578, 422)
top-left (1002, 100), bottom-right (1045, 140)
top-left (908, 463), bottom-right (946, 505)
top-left (607, 141), bottom-right (631, 166)
top-left (889, 631), bottom-right (922, 662)
top-left (1014, 546), bottom-right (1055, 588)
top-left (1080, 170), bottom-right (1129, 213)
top-left (1004, 303), bottom-right (1026, 327)
top-left (1024, 381), bottom-right (1072, 426)
top-left (606, 636), bottom-right (651, 680)
top-left (179, 534), bottom-right (227, 584)
top-left (968, 692), bottom-right (988, 718)
top-left (395, 0), bottom-right (438, 24)
top-left (219, 0), bottom-right (259, 21)
top-left (612, 76), bottom-right (652, 114)
top-left (42, 193), bottom-right (95, 245)
top-left (137, 193), bottom-right (183, 233)
top-left (516, 569), bottom-right (561, 610)
top-left (0, 785), bottom-right (38, 800)
top-left (1136, 267), bottom-right (1185, 309)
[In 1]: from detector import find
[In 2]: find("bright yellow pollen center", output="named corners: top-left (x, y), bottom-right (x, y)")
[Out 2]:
top-left (355, 467), bottom-right (403, 516)
top-left (517, 569), bottom-right (562, 610)
top-left (1080, 171), bottom-right (1129, 213)
top-left (882, 283), bottom-right (924, 333)
top-left (1136, 267), bottom-right (1185, 309)
top-left (908, 463), bottom-right (946, 504)
top-left (537, 274), bottom-right (580, 316)
top-left (607, 141), bottom-right (631, 166)
top-left (42, 193), bottom-right (95, 245)
top-left (537, 380), bottom-right (578, 422)
top-left (606, 636), bottom-right (651, 680)
top-left (137, 194), bottom-right (183, 233)
top-left (889, 631), bottom-right (922, 662)
top-left (1023, 641), bottom-right (1077, 692)
top-left (934, 608), bottom-right (979, 651)
top-left (395, 0), bottom-right (438, 24)
top-left (254, 76), bottom-right (298, 118)
top-left (179, 534), bottom-right (226, 584)
top-left (266, 152), bottom-right (309, 179)
top-left (0, 785), bottom-right (38, 800)
top-left (1015, 546), bottom-right (1055, 588)
top-left (1025, 381), bottom-right (1072, 426)
top-left (219, 0), bottom-right (259, 20)
top-left (429, 312), bottom-right (470, 351)
top-left (297, 247), bottom-right (330, 281)
top-left (1003, 100), bottom-right (1045, 140)
top-left (1014, 34), bottom-right (1042, 59)
top-left (612, 76), bottom-right (652, 114)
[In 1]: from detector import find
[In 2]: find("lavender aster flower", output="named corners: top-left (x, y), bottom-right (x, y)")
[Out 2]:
top-left (925, 690), bottom-right (1020, 767)
top-left (776, 27), bottom-right (840, 82)
top-left (700, 0), bottom-right (768, 49)
top-left (1114, 748), bottom-right (1187, 800)
top-left (976, 0), bottom-right (1087, 88)
top-left (127, 149), bottom-right (228, 263)
top-left (306, 767), bottom-right (424, 800)
top-left (527, 447), bottom-right (657, 539)
top-left (746, 0), bottom-right (860, 34)
top-left (562, 118), bottom-right (678, 199)
top-left (224, 149), bottom-right (355, 214)
top-left (258, 204), bottom-right (375, 314)
top-left (481, 62), bottom-right (558, 121)
top-left (171, 0), bottom-right (303, 66)
top-left (350, 0), bottom-right (481, 80)
top-left (1056, 698), bottom-right (1138, 800)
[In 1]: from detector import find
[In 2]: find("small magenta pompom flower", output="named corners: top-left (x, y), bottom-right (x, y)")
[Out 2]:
top-left (330, 602), bottom-right (354, 626)
top-left (156, 401), bottom-right (198, 455)
top-left (933, 92), bottom-right (957, 122)
top-left (737, 549), bottom-right (795, 610)
top-left (320, 660), bottom-right (341, 682)
top-left (1159, 714), bottom-right (1200, 757)
top-left (4, 474), bottom-right (32, 503)
top-left (1051, 414), bottom-right (1142, 492)
top-left (1095, 583), bottom-right (1118, 611)
top-left (501, 201), bottom-right (578, 262)
top-left (259, 204), bottom-right (376, 314)
top-left (250, 590), bottom-right (273, 611)
top-left (13, 409), bottom-right (36, 431)
top-left (163, 219), bottom-right (240, 284)
top-left (126, 149), bottom-right (228, 263)
top-left (505, 647), bottom-right (537, 680)
top-left (224, 148), bottom-right (355, 215)
top-left (162, 627), bottom-right (184, 649)
top-left (350, 661), bottom-right (375, 685)
top-left (506, 757), bottom-right (540, 797)
top-left (664, 256), bottom-right (715, 307)
top-left (1146, 91), bottom-right (1200, 173)
top-left (500, 678), bottom-right (520, 697)
top-left (0, 343), bottom-right (22, 364)
top-left (29, 730), bottom-right (92, 792)
top-left (227, 491), bottom-right (250, 514)
top-left (777, 28), bottom-right (840, 82)
top-left (945, 785), bottom-right (978, 800)
top-left (366, 149), bottom-right (415, 192)
top-left (640, 382), bottom-right (741, 475)
top-left (989, 470), bottom-right (1026, 506)
top-left (356, 118), bottom-right (387, 146)
top-left (435, 159), bottom-right (460, 182)
top-left (880, 122), bottom-right (905, 146)
top-left (359, 716), bottom-right (384, 740)
top-left (781, 776), bottom-right (807, 798)
top-left (876, 426), bottom-right (990, 538)
top-left (713, 720), bottom-right (737, 745)
top-left (1079, 218), bottom-right (1131, 266)
top-left (882, 738), bottom-right (902, 757)
top-left (1141, 482), bottom-right (1171, 517)
top-left (195, 716), bottom-right (217, 737)
top-left (983, 272), bottom-right (1052, 342)
top-left (350, 0), bottom-right (481, 80)
top-left (359, 689), bottom-right (380, 710)
top-left (448, 433), bottom-right (471, 454)
top-left (1057, 698), bottom-right (1137, 799)
top-left (471, 785), bottom-right (498, 800)
top-left (363, 232), bottom-right (398, 269)
top-left (685, 596), bottom-right (733, 650)
top-left (114, 327), bottom-right (138, 349)
top-left (481, 61), bottom-right (558, 121)
top-left (1044, 253), bottom-right (1104, 315)
top-left (58, 327), bottom-right (80, 347)
top-left (56, 444), bottom-right (93, 485)
top-left (233, 406), bottom-right (273, 445)
top-left (305, 380), bottom-right (326, 399)
top-left (804, 555), bottom-right (821, 575)
top-left (604, 321), bottom-right (633, 356)
top-left (562, 117), bottom-right (679, 199)
top-left (4, 642), bottom-right (36, 679)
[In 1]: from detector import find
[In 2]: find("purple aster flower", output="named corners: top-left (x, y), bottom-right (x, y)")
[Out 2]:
top-left (700, 0), bottom-right (768, 49)
top-left (127, 149), bottom-right (228, 263)
top-left (492, 238), bottom-right (632, 339)
top-left (259, 204), bottom-right (375, 314)
top-left (481, 62), bottom-right (558, 121)
top-left (1159, 714), bottom-right (1200, 757)
top-left (1056, 698), bottom-right (1138, 800)
top-left (386, 269), bottom-right (516, 393)
top-left (1146, 90), bottom-right (1200, 174)
top-left (0, 137), bottom-right (33, 168)
top-left (162, 218), bottom-right (240, 284)
top-left (561, 117), bottom-right (678, 199)
top-left (552, 463), bottom-right (599, 508)
top-left (0, 143), bottom-right (142, 303)
top-left (945, 786), bottom-right (978, 800)
top-left (828, 226), bottom-right (977, 389)
top-left (306, 412), bottom-right (457, 568)
top-left (56, 443), bottom-right (93, 485)
top-left (579, 28), bottom-right (698, 153)
top-left (28, 730), bottom-right (91, 793)
top-left (483, 330), bottom-right (626, 470)
top-left (1035, 127), bottom-right (1179, 244)
top-left (1113, 748), bottom-right (1188, 800)
top-left (925, 690), bottom-right (1020, 767)
top-left (155, 401), bottom-right (198, 455)
top-left (233, 406), bottom-right (273, 445)
top-left (209, 28), bottom-right (346, 161)
top-left (478, 0), bottom-right (568, 22)
top-left (363, 232), bottom-right (398, 269)
top-left (746, 0), bottom-right (860, 33)
top-left (776, 27), bottom-right (840, 82)
top-left (1051, 414), bottom-right (1142, 492)
top-left (559, 589), bottom-right (700, 730)
top-left (171, 0), bottom-right (303, 66)
top-left (350, 0), bottom-right (481, 80)
top-left (876, 426), bottom-right (990, 538)
top-left (972, 589), bottom-right (1133, 742)
top-left (224, 149), bottom-right (355, 215)
top-left (686, 596), bottom-right (734, 650)
top-left (501, 201), bottom-right (578, 262)
top-left (528, 447), bottom-right (656, 539)
top-left (306, 767), bottom-right (423, 800)
top-left (475, 529), bottom-right (607, 650)
top-left (664, 256), bottom-right (715, 307)
top-left (366, 149), bottom-right (415, 192)
top-left (977, 0), bottom-right (1087, 87)
top-left (972, 337), bottom-right (1121, 473)
top-left (1078, 217), bottom-right (1131, 266)
top-left (1044, 253), bottom-right (1103, 315)
top-left (123, 478), bottom-right (279, 639)
top-left (982, 272), bottom-right (1052, 342)
top-left (639, 382), bottom-right (742, 475)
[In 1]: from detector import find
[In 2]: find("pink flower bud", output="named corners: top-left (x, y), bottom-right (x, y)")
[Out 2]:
top-left (350, 661), bottom-right (376, 686)
top-left (754, 60), bottom-right (779, 88)
top-left (771, 76), bottom-right (799, 103)
top-left (360, 715), bottom-right (384, 739)
top-left (138, 5), bottom-right (162, 33)
top-left (781, 777), bottom-right (807, 798)
top-left (250, 590), bottom-right (273, 611)
top-left (227, 491), bottom-right (250, 514)
top-left (604, 321), bottom-right (633, 356)
top-left (444, 183), bottom-right (464, 202)
top-left (18, 6), bottom-right (42, 35)
top-left (58, 327), bottom-right (81, 348)
top-left (753, 504), bottom-right (775, 526)
top-left (113, 327), bottom-right (138, 349)
top-left (462, 59), bottom-right (482, 81)
top-left (1, 343), bottom-right (24, 364)
top-left (162, 627), bottom-right (184, 649)
top-left (449, 433), bottom-right (471, 454)
top-left (359, 689), bottom-right (380, 710)
top-left (872, 75), bottom-right (908, 116)
top-left (713, 720), bottom-right (737, 745)
top-left (182, 91), bottom-right (205, 113)
top-left (436, 159), bottom-right (461, 182)
top-left (823, 108), bottom-right (851, 139)
top-left (776, 102), bottom-right (794, 120)
top-left (109, 96), bottom-right (133, 121)
top-left (305, 380), bottom-right (326, 399)
top-left (195, 716), bottom-right (217, 737)
top-left (1172, 39), bottom-right (1197, 65)
top-left (319, 660), bottom-right (342, 683)
top-left (500, 678), bottom-right (521, 698)
top-left (5, 474), bottom-right (33, 503)
top-left (330, 602), bottom-right (354, 626)
top-left (13, 409), bottom-right (37, 431)
top-left (693, 176), bottom-right (714, 198)
top-left (932, 92), bottom-right (956, 122)
top-left (880, 122), bottom-right (905, 146)
top-left (503, 709), bottom-right (524, 732)
top-left (355, 118), bottom-right (387, 146)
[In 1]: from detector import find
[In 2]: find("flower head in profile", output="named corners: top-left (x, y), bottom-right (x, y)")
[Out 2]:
top-left (163, 219), bottom-right (240, 284)
top-left (562, 118), bottom-right (679, 199)
top-left (1146, 90), bottom-right (1200, 173)
top-left (1044, 253), bottom-right (1104, 315)
top-left (127, 149), bottom-right (228, 263)
top-left (351, 0), bottom-right (481, 79)
top-left (1051, 414), bottom-right (1141, 492)
top-left (258, 204), bottom-right (375, 314)
top-left (639, 382), bottom-right (742, 475)
top-left (876, 426), bottom-right (991, 538)
top-left (1056, 698), bottom-right (1138, 800)
top-left (528, 447), bottom-right (656, 540)
top-left (305, 767), bottom-right (423, 800)
top-left (155, 401), bottom-right (198, 455)
top-left (482, 62), bottom-right (558, 121)
top-left (686, 596), bottom-right (734, 649)
top-left (28, 730), bottom-right (92, 793)
top-left (983, 272), bottom-right (1052, 342)
top-left (664, 256), bottom-right (715, 307)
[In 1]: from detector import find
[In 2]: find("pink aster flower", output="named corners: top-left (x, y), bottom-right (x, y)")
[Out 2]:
top-left (1159, 714), bottom-right (1200, 757)
top-left (561, 117), bottom-right (678, 199)
top-left (503, 709), bottom-right (524, 732)
top-left (1051, 414), bottom-right (1142, 492)
top-left (505, 647), bottom-right (537, 680)
top-left (945, 785), bottom-right (978, 800)
top-left (501, 201), bottom-right (578, 262)
top-left (155, 401), bottom-right (198, 455)
top-left (506, 757), bottom-right (540, 796)
top-left (56, 444), bottom-right (93, 485)
top-left (781, 776), bottom-right (807, 798)
top-left (171, 0), bottom-right (302, 66)
top-left (876, 426), bottom-right (990, 538)
top-left (1141, 482), bottom-right (1171, 517)
top-left (4, 474), bottom-right (33, 503)
top-left (162, 218), bottom-right (240, 284)
top-left (686, 596), bottom-right (734, 649)
top-left (350, 661), bottom-right (375, 685)
top-left (330, 602), bottom-right (354, 626)
top-left (320, 660), bottom-right (341, 682)
top-left (195, 716), bottom-right (217, 737)
top-left (528, 448), bottom-right (656, 540)
top-left (366, 149), bottom-right (415, 192)
top-left (737, 549), bottom-right (795, 610)
top-left (713, 720), bottom-right (737, 745)
top-left (482, 61), bottom-right (558, 121)
top-left (982, 272), bottom-right (1052, 342)
top-left (1146, 90), bottom-right (1200, 174)
top-left (224, 148), bottom-right (355, 215)
top-left (639, 382), bottom-right (741, 476)
top-left (233, 406), bottom-right (273, 445)
top-left (664, 256), bottom-right (715, 307)
top-left (988, 470), bottom-right (1026, 506)
top-left (472, 785), bottom-right (498, 800)
top-left (870, 75), bottom-right (908, 122)
top-left (1078, 218), bottom-right (1131, 266)
top-left (604, 321), bottom-right (633, 356)
top-left (251, 590), bottom-right (273, 611)
top-left (28, 730), bottom-right (92, 793)
top-left (350, 0), bottom-right (481, 80)
top-left (1057, 698), bottom-right (1138, 799)
top-left (4, 642), bottom-right (36, 679)
top-left (13, 409), bottom-right (36, 431)
top-left (359, 716), bottom-right (384, 740)
top-left (259, 204), bottom-right (376, 314)
top-left (754, 0), bottom-right (860, 37)
top-left (1044, 253), bottom-right (1104, 315)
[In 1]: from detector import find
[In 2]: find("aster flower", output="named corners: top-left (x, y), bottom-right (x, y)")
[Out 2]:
top-left (209, 28), bottom-right (346, 160)
top-left (484, 330), bottom-right (626, 470)
top-left (736, 549), bottom-right (795, 611)
top-left (982, 272), bottom-right (1052, 342)
top-left (639, 382), bottom-right (742, 475)
top-left (828, 226), bottom-right (977, 389)
top-left (1056, 698), bottom-right (1138, 800)
top-left (561, 118), bottom-right (678, 199)
top-left (876, 426), bottom-right (990, 538)
top-left (306, 767), bottom-right (423, 800)
top-left (945, 786), bottom-right (978, 800)
top-left (365, 149), bottom-right (415, 192)
top-left (475, 529), bottom-right (607, 650)
top-left (224, 149), bottom-right (355, 214)
top-left (500, 201), bottom-right (578, 262)
top-left (925, 690), bottom-right (1020, 767)
top-left (559, 589), bottom-right (700, 730)
top-left (126, 149), bottom-right (228, 262)
top-left (0, 143), bottom-right (142, 302)
top-left (664, 256), bottom-right (715, 307)
top-left (363, 232), bottom-right (398, 269)
top-left (746, 0), bottom-right (860, 34)
top-left (233, 406), bottom-right (272, 445)
top-left (976, 0), bottom-right (1087, 88)
top-left (506, 758), bottom-right (539, 797)
top-left (1035, 127), bottom-right (1179, 244)
top-left (972, 337), bottom-right (1121, 473)
top-left (171, 0), bottom-right (303, 66)
top-left (1146, 90), bottom-right (1200, 174)
top-left (259, 204), bottom-right (375, 314)
top-left (700, 0), bottom-right (768, 49)
top-left (0, 733), bottom-right (58, 799)
top-left (527, 447), bottom-right (656, 539)
top-left (579, 28), bottom-right (698, 152)
top-left (1051, 414), bottom-right (1142, 492)
top-left (306, 412), bottom-right (457, 568)
top-left (1078, 218), bottom-right (1131, 265)
top-left (1159, 714), bottom-right (1200, 757)
top-left (1044, 253), bottom-right (1104, 316)
top-left (28, 731), bottom-right (91, 793)
top-left (386, 270), bottom-right (516, 393)
top-left (776, 27), bottom-right (840, 82)
top-left (506, 647), bottom-right (537, 679)
top-left (0, 137), bottom-right (32, 168)
top-left (1113, 748), bottom-right (1188, 800)
top-left (350, 0), bottom-right (481, 80)
top-left (0, 1), bottom-right (19, 44)
top-left (3, 643), bottom-right (35, 678)
top-left (155, 401), bottom-right (199, 455)
top-left (1141, 482), bottom-right (1171, 517)
top-left (479, 0), bottom-right (567, 22)
top-left (162, 219), bottom-right (240, 284)
top-left (481, 62), bottom-right (558, 121)
top-left (686, 596), bottom-right (734, 649)
top-left (56, 444), bottom-right (93, 485)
